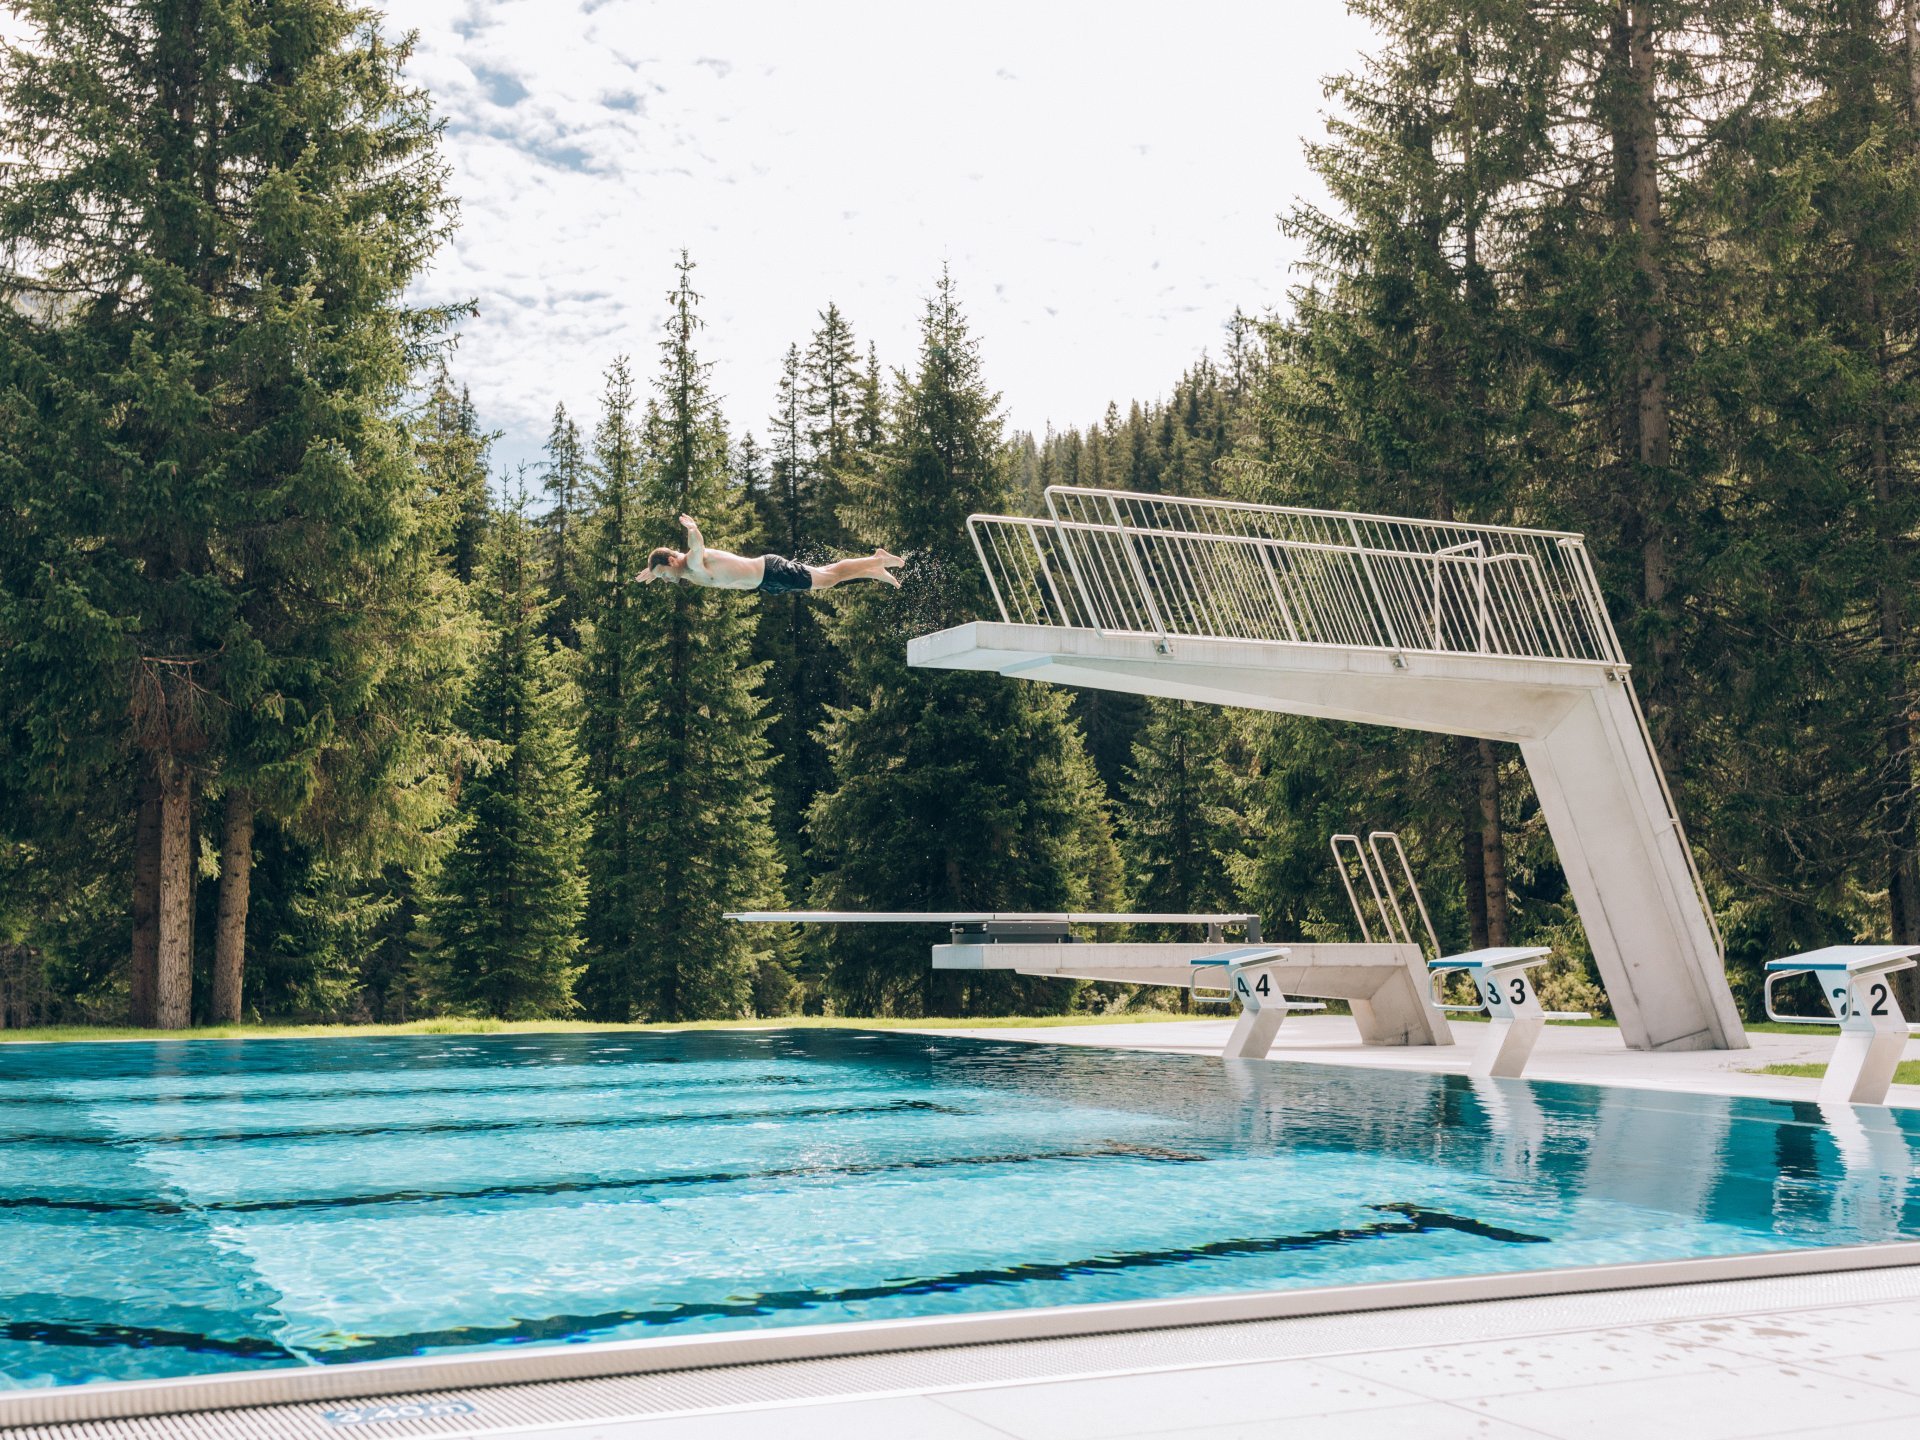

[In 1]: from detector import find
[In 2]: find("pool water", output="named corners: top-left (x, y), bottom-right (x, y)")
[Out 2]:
top-left (2, 1028), bottom-right (1916, 1388)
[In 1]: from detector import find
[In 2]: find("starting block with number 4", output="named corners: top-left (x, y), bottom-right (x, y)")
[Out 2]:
top-left (1428, 947), bottom-right (1589, 1079)
top-left (1190, 946), bottom-right (1325, 1060)
top-left (1764, 945), bottom-right (1920, 1106)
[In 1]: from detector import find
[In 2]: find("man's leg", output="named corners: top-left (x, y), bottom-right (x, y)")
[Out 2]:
top-left (812, 552), bottom-right (902, 589)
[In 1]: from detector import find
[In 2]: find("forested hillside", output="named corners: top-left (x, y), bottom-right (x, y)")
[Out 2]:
top-left (4, 0), bottom-right (1917, 1027)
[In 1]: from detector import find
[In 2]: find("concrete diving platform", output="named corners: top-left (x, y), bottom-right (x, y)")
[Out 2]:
top-left (912, 487), bottom-right (1748, 1054)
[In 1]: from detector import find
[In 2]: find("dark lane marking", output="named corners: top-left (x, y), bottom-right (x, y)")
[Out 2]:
top-left (0, 1205), bottom-right (1546, 1364)
top-left (0, 1142), bottom-right (1208, 1217)
top-left (0, 1099), bottom-right (963, 1149)
top-left (0, 1320), bottom-right (299, 1362)
top-left (0, 1071), bottom-right (824, 1109)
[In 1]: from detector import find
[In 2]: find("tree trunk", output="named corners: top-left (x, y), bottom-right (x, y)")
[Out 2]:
top-left (1610, 2), bottom-right (1678, 761)
top-left (1459, 737), bottom-right (1490, 950)
top-left (153, 759), bottom-right (194, 1029)
top-left (131, 772), bottom-right (162, 1026)
top-left (1477, 740), bottom-right (1511, 946)
top-left (212, 788), bottom-right (253, 1024)
top-left (1906, 0), bottom-right (1920, 122)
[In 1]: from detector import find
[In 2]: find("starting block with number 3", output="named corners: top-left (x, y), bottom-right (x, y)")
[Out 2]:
top-left (1764, 945), bottom-right (1920, 1106)
top-left (1189, 946), bottom-right (1325, 1059)
top-left (1427, 946), bottom-right (1587, 1079)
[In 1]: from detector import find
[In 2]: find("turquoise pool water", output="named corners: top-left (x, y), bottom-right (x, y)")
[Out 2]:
top-left (2, 1028), bottom-right (1916, 1389)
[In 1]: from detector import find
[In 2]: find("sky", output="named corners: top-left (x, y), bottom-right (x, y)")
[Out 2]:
top-left (389, 0), bottom-right (1376, 476)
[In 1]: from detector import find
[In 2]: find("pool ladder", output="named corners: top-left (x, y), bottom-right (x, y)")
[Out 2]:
top-left (1331, 830), bottom-right (1442, 960)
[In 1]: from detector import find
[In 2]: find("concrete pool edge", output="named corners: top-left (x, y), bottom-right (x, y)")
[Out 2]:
top-left (6, 1241), bottom-right (1918, 1429)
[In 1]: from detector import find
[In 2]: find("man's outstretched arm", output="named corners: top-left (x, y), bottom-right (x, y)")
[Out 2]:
top-left (679, 513), bottom-right (708, 576)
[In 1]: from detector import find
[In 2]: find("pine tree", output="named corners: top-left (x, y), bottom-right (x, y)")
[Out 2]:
top-left (1264, 0), bottom-right (1567, 951)
top-left (426, 485), bottom-right (589, 1019)
top-left (619, 254), bottom-right (787, 1021)
top-left (418, 366), bottom-right (494, 585)
top-left (1121, 700), bottom-right (1250, 922)
top-left (810, 270), bottom-right (1121, 1016)
top-left (0, 1), bottom-right (471, 1026)
top-left (576, 356), bottom-right (648, 1017)
top-left (753, 308), bottom-right (868, 888)
top-left (539, 402), bottom-right (589, 649)
top-left (802, 302), bottom-right (862, 552)
top-left (1677, 0), bottom-right (1920, 1008)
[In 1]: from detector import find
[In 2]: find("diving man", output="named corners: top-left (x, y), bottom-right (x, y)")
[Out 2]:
top-left (638, 514), bottom-right (903, 593)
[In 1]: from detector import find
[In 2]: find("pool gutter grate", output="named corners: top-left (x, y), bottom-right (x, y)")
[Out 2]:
top-left (4, 1247), bottom-right (1920, 1439)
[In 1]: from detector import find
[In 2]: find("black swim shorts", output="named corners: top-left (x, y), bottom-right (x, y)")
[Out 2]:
top-left (758, 553), bottom-right (815, 595)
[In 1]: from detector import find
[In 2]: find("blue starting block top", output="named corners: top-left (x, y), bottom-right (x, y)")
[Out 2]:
top-left (1764, 945), bottom-right (1920, 973)
top-left (1424, 946), bottom-right (1552, 972)
top-left (1189, 946), bottom-right (1290, 969)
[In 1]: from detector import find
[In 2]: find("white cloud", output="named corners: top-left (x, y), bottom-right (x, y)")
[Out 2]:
top-left (388, 0), bottom-right (1373, 475)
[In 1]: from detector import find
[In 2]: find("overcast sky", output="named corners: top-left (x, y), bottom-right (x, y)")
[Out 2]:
top-left (389, 0), bottom-right (1374, 476)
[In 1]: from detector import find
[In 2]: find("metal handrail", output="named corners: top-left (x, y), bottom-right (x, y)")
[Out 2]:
top-left (1368, 831), bottom-right (1442, 960)
top-left (972, 488), bottom-right (1625, 666)
top-left (1043, 485), bottom-right (1588, 544)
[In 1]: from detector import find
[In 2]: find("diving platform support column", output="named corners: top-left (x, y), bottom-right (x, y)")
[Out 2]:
top-left (908, 622), bottom-right (1747, 1054)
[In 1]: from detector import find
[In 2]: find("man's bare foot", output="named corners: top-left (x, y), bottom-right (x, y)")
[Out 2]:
top-left (878, 548), bottom-right (902, 565)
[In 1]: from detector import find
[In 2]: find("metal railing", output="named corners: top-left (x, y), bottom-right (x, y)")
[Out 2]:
top-left (967, 486), bottom-right (1625, 665)
top-left (1331, 831), bottom-right (1442, 960)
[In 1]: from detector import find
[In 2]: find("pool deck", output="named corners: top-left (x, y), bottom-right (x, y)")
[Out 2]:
top-left (549, 1265), bottom-right (1920, 1439)
top-left (919, 1015), bottom-right (1920, 1108)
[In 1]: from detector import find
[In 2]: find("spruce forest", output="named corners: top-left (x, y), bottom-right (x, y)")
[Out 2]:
top-left (4, 0), bottom-right (1920, 1029)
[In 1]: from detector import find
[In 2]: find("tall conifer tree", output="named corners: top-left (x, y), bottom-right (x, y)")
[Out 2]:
top-left (1121, 700), bottom-right (1249, 922)
top-left (620, 254), bottom-right (786, 1021)
top-left (576, 356), bottom-right (647, 1017)
top-left (810, 271), bottom-right (1120, 1016)
top-left (0, 0), bottom-right (471, 1026)
top-left (539, 402), bottom-right (588, 649)
top-left (427, 485), bottom-right (588, 1019)
top-left (418, 365), bottom-right (493, 585)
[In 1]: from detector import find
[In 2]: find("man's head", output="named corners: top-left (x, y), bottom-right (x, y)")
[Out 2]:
top-left (639, 546), bottom-right (685, 584)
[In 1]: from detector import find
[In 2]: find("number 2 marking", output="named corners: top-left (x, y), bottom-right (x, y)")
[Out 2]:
top-left (1869, 982), bottom-right (1890, 1017)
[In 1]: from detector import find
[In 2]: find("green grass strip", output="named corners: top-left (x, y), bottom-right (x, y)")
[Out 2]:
top-left (1748, 1059), bottom-right (1920, 1086)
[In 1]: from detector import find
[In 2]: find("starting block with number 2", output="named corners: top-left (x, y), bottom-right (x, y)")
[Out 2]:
top-left (1765, 945), bottom-right (1920, 1106)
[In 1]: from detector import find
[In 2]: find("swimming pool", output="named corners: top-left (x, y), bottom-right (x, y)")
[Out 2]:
top-left (2, 1027), bottom-right (1916, 1390)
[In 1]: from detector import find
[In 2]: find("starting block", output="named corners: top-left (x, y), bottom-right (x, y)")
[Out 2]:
top-left (1189, 946), bottom-right (1324, 1060)
top-left (1765, 945), bottom-right (1920, 1105)
top-left (1428, 946), bottom-right (1587, 1078)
